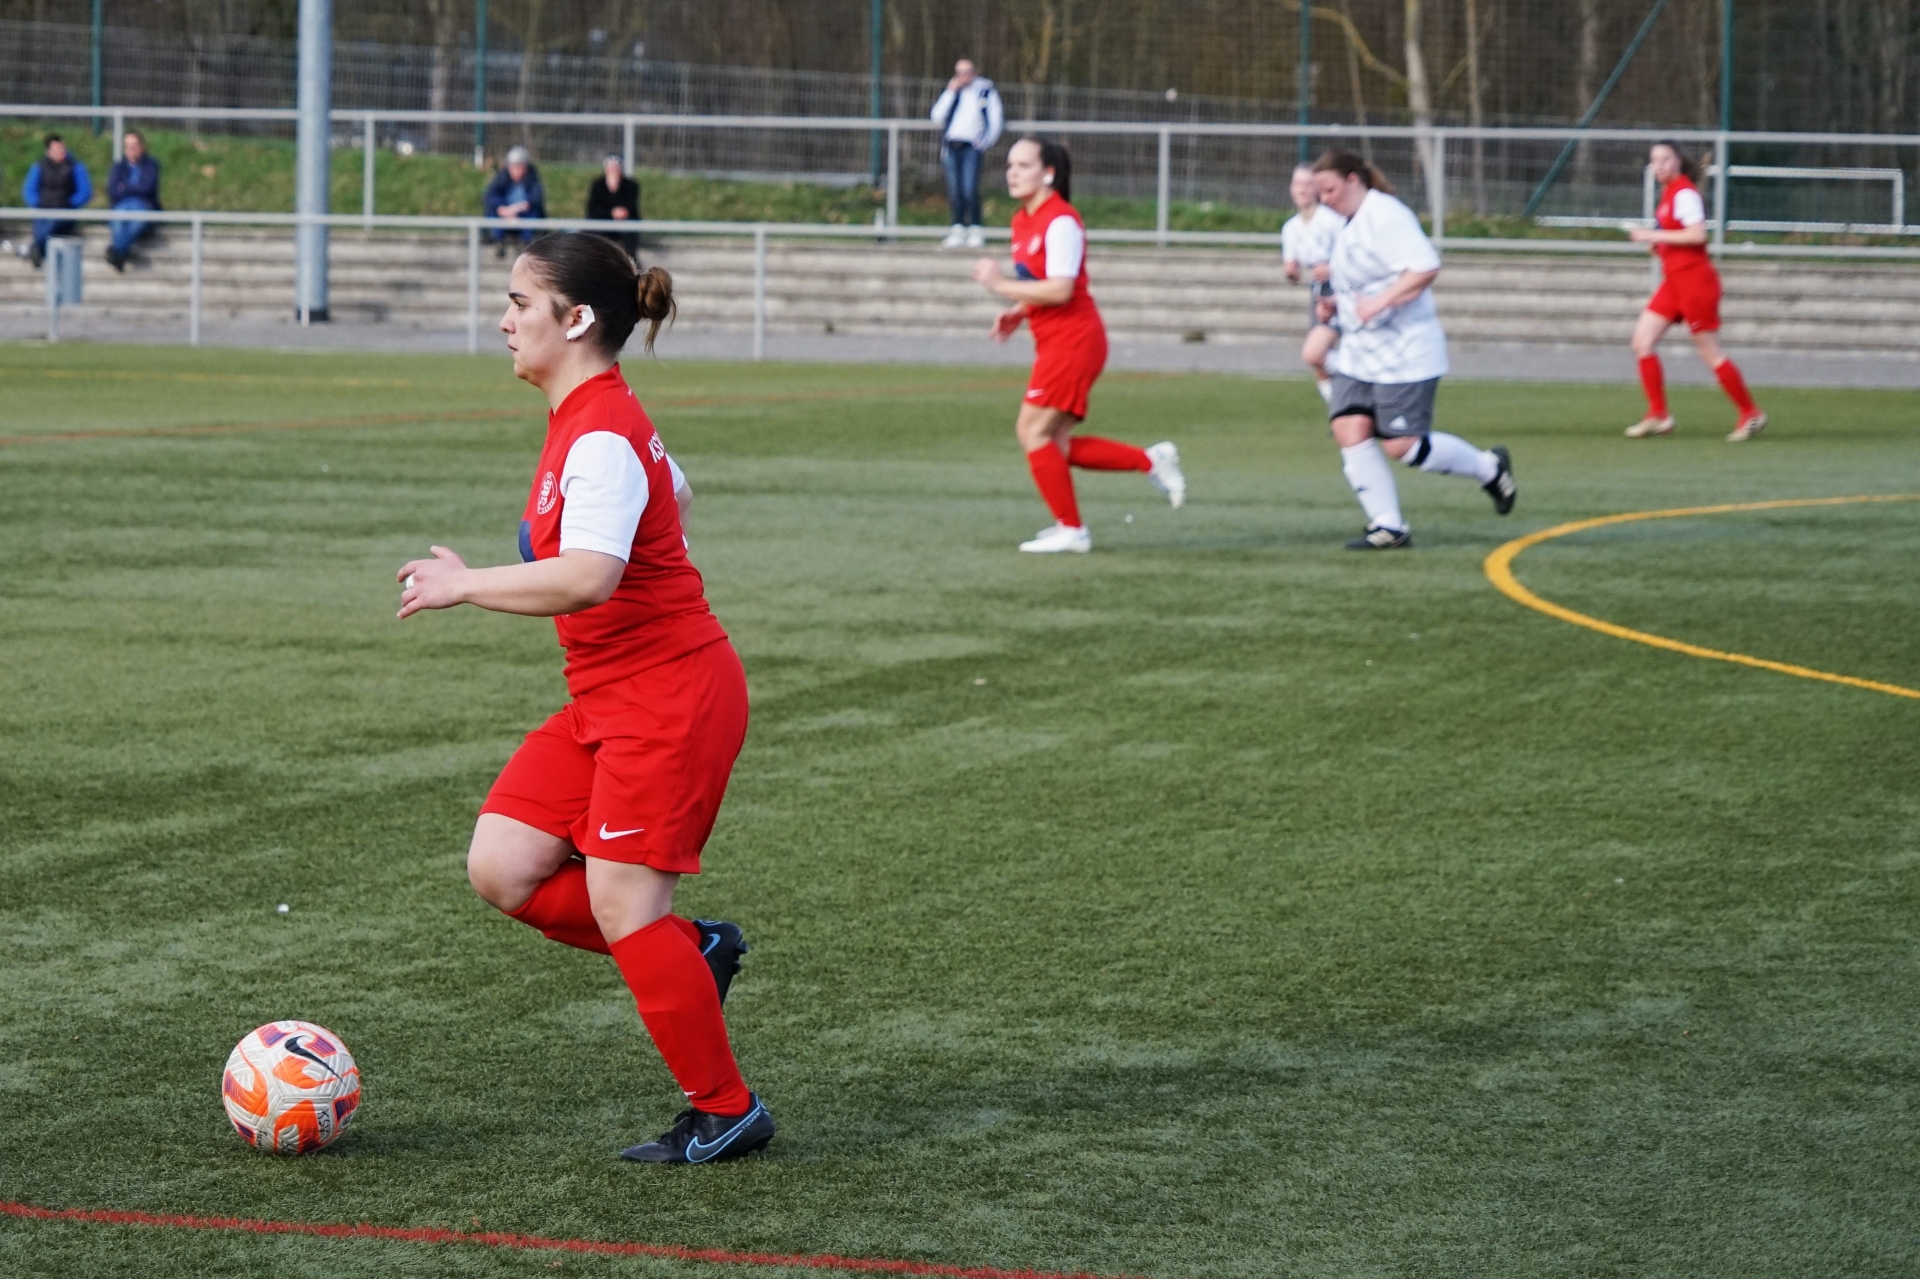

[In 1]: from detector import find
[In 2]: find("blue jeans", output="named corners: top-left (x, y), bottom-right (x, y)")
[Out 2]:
top-left (487, 224), bottom-right (536, 246)
top-left (31, 217), bottom-right (77, 251)
top-left (942, 142), bottom-right (983, 227)
top-left (111, 198), bottom-right (157, 254)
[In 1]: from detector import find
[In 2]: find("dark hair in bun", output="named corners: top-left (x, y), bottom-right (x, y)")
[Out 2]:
top-left (519, 232), bottom-right (676, 355)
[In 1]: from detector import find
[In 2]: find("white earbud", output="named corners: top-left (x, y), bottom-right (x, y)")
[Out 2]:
top-left (1042, 173), bottom-right (1054, 185)
top-left (565, 305), bottom-right (596, 340)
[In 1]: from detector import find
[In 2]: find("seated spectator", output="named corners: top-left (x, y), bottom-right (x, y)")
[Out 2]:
top-left (585, 153), bottom-right (641, 261)
top-left (23, 134), bottom-right (93, 270)
top-left (105, 130), bottom-right (163, 272)
top-left (482, 146), bottom-right (546, 257)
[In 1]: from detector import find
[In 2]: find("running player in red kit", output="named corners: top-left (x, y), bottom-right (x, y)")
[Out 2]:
top-left (397, 233), bottom-right (775, 1165)
top-left (1625, 140), bottom-right (1767, 441)
top-left (971, 137), bottom-right (1185, 553)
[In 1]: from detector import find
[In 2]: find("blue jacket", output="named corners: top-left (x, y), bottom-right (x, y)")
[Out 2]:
top-left (24, 157), bottom-right (93, 209)
top-left (108, 155), bottom-right (163, 208)
top-left (482, 165), bottom-right (546, 220)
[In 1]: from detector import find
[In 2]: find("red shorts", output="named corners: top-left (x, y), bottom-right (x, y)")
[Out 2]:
top-left (480, 640), bottom-right (749, 873)
top-left (1026, 328), bottom-right (1108, 420)
top-left (1647, 267), bottom-right (1722, 333)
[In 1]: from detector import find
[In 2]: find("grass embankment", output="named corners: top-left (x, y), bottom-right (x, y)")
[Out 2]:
top-left (0, 119), bottom-right (1673, 240)
top-left (1, 347), bottom-right (1918, 1277)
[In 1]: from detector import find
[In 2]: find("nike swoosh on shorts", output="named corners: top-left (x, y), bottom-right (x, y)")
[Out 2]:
top-left (598, 823), bottom-right (645, 840)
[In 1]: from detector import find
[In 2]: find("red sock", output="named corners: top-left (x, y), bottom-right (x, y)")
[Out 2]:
top-left (1026, 444), bottom-right (1082, 527)
top-left (505, 862), bottom-right (704, 955)
top-left (506, 859), bottom-right (609, 955)
top-left (609, 916), bottom-right (753, 1115)
top-left (1713, 359), bottom-right (1757, 416)
top-left (1638, 355), bottom-right (1667, 418)
top-left (1067, 436), bottom-right (1150, 472)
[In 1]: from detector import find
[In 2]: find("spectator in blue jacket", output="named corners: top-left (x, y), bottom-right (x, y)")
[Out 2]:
top-left (482, 146), bottom-right (546, 257)
top-left (23, 135), bottom-right (93, 270)
top-left (105, 130), bottom-right (163, 271)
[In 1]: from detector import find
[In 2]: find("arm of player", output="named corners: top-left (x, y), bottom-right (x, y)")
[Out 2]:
top-left (668, 453), bottom-right (692, 524)
top-left (1630, 188), bottom-right (1709, 246)
top-left (1354, 268), bottom-right (1440, 323)
top-left (971, 258), bottom-right (1072, 306)
top-left (396, 547), bottom-right (624, 619)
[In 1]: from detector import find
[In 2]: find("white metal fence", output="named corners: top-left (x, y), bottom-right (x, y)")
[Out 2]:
top-left (10, 104), bottom-right (1920, 239)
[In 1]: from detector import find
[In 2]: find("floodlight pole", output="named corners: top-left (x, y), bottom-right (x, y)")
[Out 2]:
top-left (294, 0), bottom-right (331, 322)
top-left (90, 0), bottom-right (104, 134)
top-left (473, 0), bottom-right (489, 166)
top-left (1297, 0), bottom-right (1312, 163)
top-left (868, 0), bottom-right (883, 187)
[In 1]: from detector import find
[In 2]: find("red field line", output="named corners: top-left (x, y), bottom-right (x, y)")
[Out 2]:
top-left (0, 1200), bottom-right (1143, 1279)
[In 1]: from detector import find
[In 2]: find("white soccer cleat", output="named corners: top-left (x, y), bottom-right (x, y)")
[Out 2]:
top-left (1018, 523), bottom-right (1092, 554)
top-left (1726, 410), bottom-right (1768, 442)
top-left (964, 226), bottom-right (986, 248)
top-left (1145, 441), bottom-right (1186, 509)
top-left (1624, 415), bottom-right (1675, 438)
top-left (941, 224), bottom-right (967, 249)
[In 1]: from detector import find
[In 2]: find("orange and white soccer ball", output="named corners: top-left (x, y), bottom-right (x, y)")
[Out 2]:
top-left (221, 1020), bottom-right (362, 1154)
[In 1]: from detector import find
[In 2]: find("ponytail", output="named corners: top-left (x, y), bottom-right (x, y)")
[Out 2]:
top-left (635, 265), bottom-right (676, 354)
top-left (520, 231), bottom-right (674, 355)
top-left (1311, 149), bottom-right (1394, 196)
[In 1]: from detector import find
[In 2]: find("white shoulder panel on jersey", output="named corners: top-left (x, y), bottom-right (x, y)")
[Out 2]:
top-left (1672, 187), bottom-right (1706, 227)
top-left (1044, 216), bottom-right (1085, 279)
top-left (666, 452), bottom-right (688, 496)
top-left (559, 431), bottom-right (650, 561)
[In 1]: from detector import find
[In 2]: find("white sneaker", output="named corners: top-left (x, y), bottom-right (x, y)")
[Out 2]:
top-left (1018, 523), bottom-right (1092, 554)
top-left (941, 225), bottom-right (967, 249)
top-left (1726, 410), bottom-right (1768, 442)
top-left (964, 226), bottom-right (986, 248)
top-left (1624, 415), bottom-right (1675, 438)
top-left (1316, 379), bottom-right (1335, 406)
top-left (1145, 441), bottom-right (1186, 509)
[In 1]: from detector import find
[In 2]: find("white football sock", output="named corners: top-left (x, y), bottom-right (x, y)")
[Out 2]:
top-left (1340, 440), bottom-right (1405, 531)
top-left (1403, 431), bottom-right (1498, 483)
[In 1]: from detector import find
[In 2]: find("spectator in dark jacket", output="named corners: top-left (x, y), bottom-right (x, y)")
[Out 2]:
top-left (482, 146), bottom-right (545, 256)
top-left (585, 153), bottom-right (642, 260)
top-left (23, 135), bottom-right (93, 269)
top-left (105, 130), bottom-right (163, 271)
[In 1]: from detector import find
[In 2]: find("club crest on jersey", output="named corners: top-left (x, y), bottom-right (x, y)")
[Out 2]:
top-left (535, 470), bottom-right (558, 514)
top-left (1027, 235), bottom-right (1043, 254)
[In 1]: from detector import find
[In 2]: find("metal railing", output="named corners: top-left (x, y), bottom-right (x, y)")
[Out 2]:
top-left (13, 204), bottom-right (1920, 357)
top-left (11, 103), bottom-right (1920, 247)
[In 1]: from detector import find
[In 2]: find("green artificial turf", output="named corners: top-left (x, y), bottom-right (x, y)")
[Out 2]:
top-left (0, 346), bottom-right (1916, 1278)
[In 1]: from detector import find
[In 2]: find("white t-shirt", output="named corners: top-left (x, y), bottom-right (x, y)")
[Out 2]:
top-left (1280, 202), bottom-right (1343, 271)
top-left (556, 435), bottom-right (689, 562)
top-left (1325, 189), bottom-right (1447, 384)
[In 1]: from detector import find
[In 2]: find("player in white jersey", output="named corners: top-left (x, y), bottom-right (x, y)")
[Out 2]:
top-left (1279, 163), bottom-right (1346, 404)
top-left (1311, 151), bottom-right (1516, 550)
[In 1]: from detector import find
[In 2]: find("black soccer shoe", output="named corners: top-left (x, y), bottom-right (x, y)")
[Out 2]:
top-left (1483, 446), bottom-right (1517, 515)
top-left (619, 1095), bottom-right (776, 1164)
top-left (1345, 524), bottom-right (1412, 550)
top-left (693, 919), bottom-right (747, 1005)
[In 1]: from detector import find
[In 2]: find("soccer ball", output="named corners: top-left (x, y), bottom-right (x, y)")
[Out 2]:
top-left (221, 1020), bottom-right (362, 1154)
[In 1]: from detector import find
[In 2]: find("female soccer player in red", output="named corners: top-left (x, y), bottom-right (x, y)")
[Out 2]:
top-left (1625, 140), bottom-right (1767, 441)
top-left (971, 137), bottom-right (1185, 553)
top-left (397, 233), bottom-right (774, 1165)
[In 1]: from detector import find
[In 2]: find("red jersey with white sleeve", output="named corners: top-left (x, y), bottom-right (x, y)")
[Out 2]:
top-left (519, 365), bottom-right (726, 696)
top-left (1010, 194), bottom-right (1104, 348)
top-left (1655, 176), bottom-right (1713, 275)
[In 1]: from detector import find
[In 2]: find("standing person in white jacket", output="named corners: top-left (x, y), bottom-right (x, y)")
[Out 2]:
top-left (1311, 150), bottom-right (1516, 550)
top-left (1279, 163), bottom-right (1347, 404)
top-left (930, 59), bottom-right (1004, 249)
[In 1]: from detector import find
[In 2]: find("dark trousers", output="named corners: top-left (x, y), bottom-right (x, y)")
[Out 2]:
top-left (942, 141), bottom-right (983, 227)
top-left (31, 217), bottom-right (78, 250)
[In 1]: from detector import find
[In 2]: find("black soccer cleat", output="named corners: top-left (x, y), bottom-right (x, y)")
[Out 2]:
top-left (1483, 446), bottom-right (1517, 515)
top-left (1345, 524), bottom-right (1412, 550)
top-left (693, 919), bottom-right (747, 1005)
top-left (619, 1095), bottom-right (776, 1164)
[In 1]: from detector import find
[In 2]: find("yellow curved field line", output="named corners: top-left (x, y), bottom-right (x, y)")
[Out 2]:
top-left (1483, 494), bottom-right (1920, 701)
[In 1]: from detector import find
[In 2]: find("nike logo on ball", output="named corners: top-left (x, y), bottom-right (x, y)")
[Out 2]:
top-left (598, 823), bottom-right (645, 840)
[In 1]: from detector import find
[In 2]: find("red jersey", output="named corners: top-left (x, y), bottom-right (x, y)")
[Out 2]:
top-left (1010, 194), bottom-right (1103, 348)
top-left (519, 366), bottom-right (726, 695)
top-left (1655, 176), bottom-right (1713, 275)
